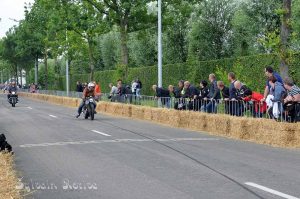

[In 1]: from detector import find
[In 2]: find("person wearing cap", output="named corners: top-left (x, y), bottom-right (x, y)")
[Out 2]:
top-left (76, 82), bottom-right (97, 118)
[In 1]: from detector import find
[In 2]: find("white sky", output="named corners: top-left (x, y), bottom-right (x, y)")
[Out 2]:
top-left (0, 0), bottom-right (35, 38)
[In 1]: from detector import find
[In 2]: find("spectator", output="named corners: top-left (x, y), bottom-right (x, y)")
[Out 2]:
top-left (283, 77), bottom-right (300, 103)
top-left (131, 80), bottom-right (138, 96)
top-left (116, 79), bottom-right (126, 102)
top-left (201, 74), bottom-right (220, 113)
top-left (262, 66), bottom-right (283, 102)
top-left (136, 78), bottom-right (142, 97)
top-left (194, 80), bottom-right (209, 111)
top-left (76, 81), bottom-right (83, 92)
top-left (234, 81), bottom-right (252, 116)
top-left (173, 80), bottom-right (185, 109)
top-left (93, 81), bottom-right (101, 101)
top-left (152, 85), bottom-right (171, 108)
top-left (227, 72), bottom-right (240, 116)
top-left (217, 81), bottom-right (230, 114)
top-left (283, 77), bottom-right (300, 122)
top-left (182, 81), bottom-right (199, 110)
top-left (267, 75), bottom-right (286, 119)
top-left (109, 83), bottom-right (118, 102)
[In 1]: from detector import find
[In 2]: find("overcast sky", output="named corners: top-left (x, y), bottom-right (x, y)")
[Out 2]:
top-left (0, 0), bottom-right (35, 38)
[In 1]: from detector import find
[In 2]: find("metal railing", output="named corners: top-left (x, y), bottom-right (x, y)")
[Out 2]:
top-left (19, 89), bottom-right (300, 123)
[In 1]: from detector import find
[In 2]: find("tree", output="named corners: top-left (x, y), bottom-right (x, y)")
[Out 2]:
top-left (188, 0), bottom-right (236, 61)
top-left (84, 0), bottom-right (155, 78)
top-left (279, 0), bottom-right (292, 78)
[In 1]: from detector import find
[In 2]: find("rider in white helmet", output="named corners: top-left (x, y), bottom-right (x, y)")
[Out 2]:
top-left (76, 82), bottom-right (96, 118)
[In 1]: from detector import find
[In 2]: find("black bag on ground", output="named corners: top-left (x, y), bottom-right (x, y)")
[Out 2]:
top-left (0, 134), bottom-right (12, 152)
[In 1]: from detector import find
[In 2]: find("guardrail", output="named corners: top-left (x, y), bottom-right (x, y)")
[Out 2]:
top-left (19, 89), bottom-right (300, 123)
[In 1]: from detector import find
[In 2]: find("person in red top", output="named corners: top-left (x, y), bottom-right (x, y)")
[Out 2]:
top-left (93, 81), bottom-right (101, 101)
top-left (76, 82), bottom-right (97, 118)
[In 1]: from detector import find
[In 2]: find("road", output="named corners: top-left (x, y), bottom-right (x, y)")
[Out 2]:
top-left (0, 94), bottom-right (299, 199)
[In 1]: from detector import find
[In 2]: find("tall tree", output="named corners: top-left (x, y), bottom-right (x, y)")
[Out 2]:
top-left (279, 0), bottom-right (292, 78)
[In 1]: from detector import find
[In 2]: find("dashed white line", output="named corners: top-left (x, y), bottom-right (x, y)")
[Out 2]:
top-left (245, 182), bottom-right (299, 199)
top-left (27, 107), bottom-right (33, 109)
top-left (19, 137), bottom-right (218, 148)
top-left (91, 130), bottom-right (111, 137)
top-left (49, 115), bottom-right (57, 118)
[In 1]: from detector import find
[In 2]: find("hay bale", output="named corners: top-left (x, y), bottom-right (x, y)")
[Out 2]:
top-left (132, 106), bottom-right (145, 120)
top-left (143, 107), bottom-right (153, 121)
top-left (121, 104), bottom-right (132, 117)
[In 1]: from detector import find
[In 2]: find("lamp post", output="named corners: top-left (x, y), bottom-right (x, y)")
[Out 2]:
top-left (158, 0), bottom-right (162, 88)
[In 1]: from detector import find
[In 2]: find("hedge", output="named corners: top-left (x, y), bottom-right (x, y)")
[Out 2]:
top-left (56, 53), bottom-right (300, 95)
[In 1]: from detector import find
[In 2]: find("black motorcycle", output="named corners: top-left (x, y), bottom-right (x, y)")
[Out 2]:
top-left (9, 91), bottom-right (18, 107)
top-left (83, 96), bottom-right (96, 120)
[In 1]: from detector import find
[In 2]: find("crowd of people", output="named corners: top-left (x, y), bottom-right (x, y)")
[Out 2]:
top-left (151, 66), bottom-right (300, 122)
top-left (74, 68), bottom-right (300, 122)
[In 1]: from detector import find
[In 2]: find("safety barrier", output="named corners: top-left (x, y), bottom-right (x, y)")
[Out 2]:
top-left (19, 92), bottom-right (300, 148)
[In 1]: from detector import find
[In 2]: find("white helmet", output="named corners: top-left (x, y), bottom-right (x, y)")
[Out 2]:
top-left (88, 82), bottom-right (95, 90)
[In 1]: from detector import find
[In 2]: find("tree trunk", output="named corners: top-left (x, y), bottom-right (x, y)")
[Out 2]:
top-left (279, 0), bottom-right (292, 78)
top-left (87, 37), bottom-right (95, 81)
top-left (35, 55), bottom-right (39, 85)
top-left (44, 48), bottom-right (48, 89)
top-left (120, 22), bottom-right (129, 78)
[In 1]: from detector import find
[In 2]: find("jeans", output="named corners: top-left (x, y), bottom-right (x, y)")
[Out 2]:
top-left (78, 99), bottom-right (97, 114)
top-left (201, 101), bottom-right (217, 113)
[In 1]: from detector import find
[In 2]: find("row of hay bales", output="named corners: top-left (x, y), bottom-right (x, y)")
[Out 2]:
top-left (19, 93), bottom-right (300, 148)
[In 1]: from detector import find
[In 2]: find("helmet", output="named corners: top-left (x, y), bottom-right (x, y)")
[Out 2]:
top-left (88, 82), bottom-right (95, 90)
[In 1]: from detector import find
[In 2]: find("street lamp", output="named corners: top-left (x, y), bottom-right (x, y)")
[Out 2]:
top-left (158, 0), bottom-right (162, 88)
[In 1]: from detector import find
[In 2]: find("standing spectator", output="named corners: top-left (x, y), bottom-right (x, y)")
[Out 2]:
top-left (267, 76), bottom-right (286, 119)
top-left (136, 78), bottom-right (142, 97)
top-left (131, 80), bottom-right (138, 96)
top-left (227, 72), bottom-right (239, 115)
top-left (201, 74), bottom-right (220, 113)
top-left (93, 81), bottom-right (101, 101)
top-left (283, 77), bottom-right (300, 122)
top-left (109, 83), bottom-right (118, 102)
top-left (152, 85), bottom-right (171, 108)
top-left (173, 80), bottom-right (185, 110)
top-left (182, 81), bottom-right (199, 110)
top-left (194, 80), bottom-right (209, 111)
top-left (261, 66), bottom-right (283, 102)
top-left (217, 81), bottom-right (230, 114)
top-left (76, 81), bottom-right (83, 92)
top-left (116, 79), bottom-right (126, 103)
top-left (234, 81), bottom-right (252, 116)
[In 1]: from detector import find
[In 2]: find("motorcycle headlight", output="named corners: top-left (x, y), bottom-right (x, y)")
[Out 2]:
top-left (89, 98), bottom-right (94, 102)
top-left (12, 92), bottom-right (16, 95)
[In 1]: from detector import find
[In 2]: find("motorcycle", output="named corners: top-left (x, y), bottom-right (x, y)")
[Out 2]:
top-left (9, 91), bottom-right (18, 107)
top-left (83, 96), bottom-right (96, 120)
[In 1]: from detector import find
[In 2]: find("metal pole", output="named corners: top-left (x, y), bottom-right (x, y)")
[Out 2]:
top-left (158, 0), bottom-right (162, 88)
top-left (66, 59), bottom-right (69, 96)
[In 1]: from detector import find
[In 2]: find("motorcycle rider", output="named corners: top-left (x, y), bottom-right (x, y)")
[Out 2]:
top-left (7, 82), bottom-right (18, 101)
top-left (76, 82), bottom-right (97, 118)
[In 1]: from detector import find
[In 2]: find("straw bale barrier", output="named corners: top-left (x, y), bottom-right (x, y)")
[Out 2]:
top-left (19, 92), bottom-right (300, 148)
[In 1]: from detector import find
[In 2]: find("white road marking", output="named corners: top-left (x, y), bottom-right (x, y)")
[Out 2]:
top-left (91, 130), bottom-right (111, 137)
top-left (245, 182), bottom-right (299, 199)
top-left (49, 115), bottom-right (57, 118)
top-left (27, 107), bottom-right (33, 109)
top-left (19, 137), bottom-right (219, 148)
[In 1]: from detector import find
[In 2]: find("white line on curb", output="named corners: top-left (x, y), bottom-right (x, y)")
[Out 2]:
top-left (91, 130), bottom-right (111, 137)
top-left (245, 182), bottom-right (299, 199)
top-left (49, 115), bottom-right (57, 118)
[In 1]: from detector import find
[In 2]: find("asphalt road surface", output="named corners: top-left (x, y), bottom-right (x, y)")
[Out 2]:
top-left (0, 94), bottom-right (299, 199)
